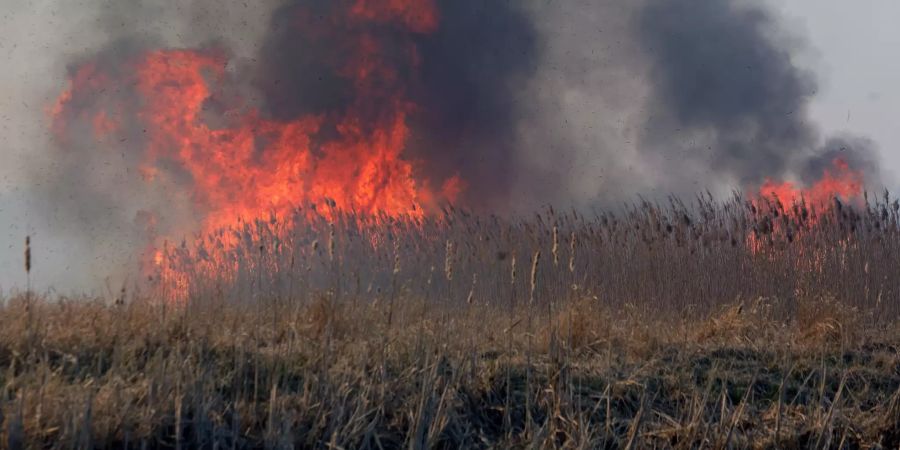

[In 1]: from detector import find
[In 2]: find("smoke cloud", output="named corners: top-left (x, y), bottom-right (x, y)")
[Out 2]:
top-left (1, 0), bottom-right (884, 290)
top-left (247, 0), bottom-right (540, 208)
top-left (635, 0), bottom-right (880, 193)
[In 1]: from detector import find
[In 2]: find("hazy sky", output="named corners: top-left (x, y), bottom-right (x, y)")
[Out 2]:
top-left (774, 0), bottom-right (900, 183)
top-left (0, 0), bottom-right (898, 292)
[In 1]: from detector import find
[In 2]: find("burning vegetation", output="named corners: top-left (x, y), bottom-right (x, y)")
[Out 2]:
top-left (49, 1), bottom-right (461, 239)
top-left (5, 192), bottom-right (900, 447)
top-left (7, 0), bottom-right (900, 447)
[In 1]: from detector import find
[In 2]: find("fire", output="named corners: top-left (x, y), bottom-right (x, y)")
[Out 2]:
top-left (758, 158), bottom-right (864, 208)
top-left (77, 47), bottom-right (444, 231)
top-left (128, 48), bottom-right (439, 232)
top-left (350, 0), bottom-right (439, 33)
top-left (747, 158), bottom-right (865, 254)
top-left (49, 0), bottom-right (460, 290)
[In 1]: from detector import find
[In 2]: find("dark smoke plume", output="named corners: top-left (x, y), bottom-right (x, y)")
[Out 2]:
top-left (801, 136), bottom-right (881, 185)
top-left (45, 0), bottom-right (882, 215)
top-left (15, 0), bottom-right (886, 291)
top-left (636, 0), bottom-right (880, 188)
top-left (254, 0), bottom-right (539, 208)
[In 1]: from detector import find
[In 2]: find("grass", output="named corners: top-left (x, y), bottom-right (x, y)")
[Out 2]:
top-left (4, 194), bottom-right (900, 448)
top-left (2, 295), bottom-right (900, 448)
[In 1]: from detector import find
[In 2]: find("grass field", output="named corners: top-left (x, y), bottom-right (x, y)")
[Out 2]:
top-left (4, 195), bottom-right (900, 448)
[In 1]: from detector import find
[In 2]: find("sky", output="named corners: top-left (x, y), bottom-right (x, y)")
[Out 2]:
top-left (0, 0), bottom-right (899, 293)
top-left (774, 0), bottom-right (900, 183)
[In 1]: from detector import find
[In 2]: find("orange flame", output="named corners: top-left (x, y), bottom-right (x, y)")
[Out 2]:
top-left (49, 1), bottom-right (460, 299)
top-left (758, 158), bottom-right (863, 208)
top-left (49, 0), bottom-right (459, 263)
top-left (128, 48), bottom-right (441, 233)
top-left (747, 158), bottom-right (865, 254)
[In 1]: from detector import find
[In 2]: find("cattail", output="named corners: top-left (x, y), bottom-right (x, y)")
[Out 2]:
top-left (444, 240), bottom-right (454, 281)
top-left (510, 253), bottom-right (517, 285)
top-left (529, 250), bottom-right (541, 304)
top-left (328, 223), bottom-right (335, 262)
top-left (24, 236), bottom-right (31, 275)
top-left (568, 231), bottom-right (576, 273)
top-left (466, 273), bottom-right (477, 305)
top-left (392, 241), bottom-right (401, 275)
top-left (24, 236), bottom-right (31, 310)
top-left (551, 225), bottom-right (559, 267)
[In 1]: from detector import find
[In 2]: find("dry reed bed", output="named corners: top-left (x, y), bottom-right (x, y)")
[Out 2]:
top-left (156, 194), bottom-right (900, 319)
top-left (1, 295), bottom-right (899, 448)
top-left (3, 195), bottom-right (900, 447)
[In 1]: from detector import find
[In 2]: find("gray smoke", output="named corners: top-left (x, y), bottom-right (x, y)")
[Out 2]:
top-left (1, 0), bottom-right (884, 291)
top-left (635, 0), bottom-right (880, 192)
top-left (251, 0), bottom-right (540, 208)
top-left (39, 0), bottom-right (886, 209)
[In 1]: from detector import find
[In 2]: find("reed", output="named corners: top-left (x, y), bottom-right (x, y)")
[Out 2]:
top-left (3, 193), bottom-right (900, 447)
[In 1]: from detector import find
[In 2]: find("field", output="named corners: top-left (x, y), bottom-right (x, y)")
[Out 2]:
top-left (4, 195), bottom-right (900, 448)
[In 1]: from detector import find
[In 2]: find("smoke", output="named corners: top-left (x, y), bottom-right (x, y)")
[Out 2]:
top-left (3, 0), bottom-right (885, 290)
top-left (251, 0), bottom-right (540, 208)
top-left (409, 1), bottom-right (540, 207)
top-left (801, 135), bottom-right (881, 185)
top-left (512, 1), bottom-right (653, 207)
top-left (0, 0), bottom-right (282, 291)
top-left (638, 0), bottom-right (817, 181)
top-left (634, 0), bottom-right (881, 193)
top-left (43, 0), bottom-right (885, 207)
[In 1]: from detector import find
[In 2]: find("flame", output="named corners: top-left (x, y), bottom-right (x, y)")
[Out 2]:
top-left (747, 158), bottom-right (865, 253)
top-left (350, 0), bottom-right (439, 33)
top-left (758, 158), bottom-right (863, 208)
top-left (127, 48), bottom-right (441, 232)
top-left (49, 1), bottom-right (460, 291)
top-left (49, 62), bottom-right (108, 139)
top-left (48, 0), bottom-right (460, 300)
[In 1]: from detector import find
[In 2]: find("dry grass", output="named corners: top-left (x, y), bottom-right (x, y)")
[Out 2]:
top-left (1, 294), bottom-right (899, 448)
top-left (4, 195), bottom-right (900, 448)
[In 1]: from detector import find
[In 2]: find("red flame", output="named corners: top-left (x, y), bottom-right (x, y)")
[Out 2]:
top-left (747, 158), bottom-right (865, 254)
top-left (49, 1), bottom-right (460, 283)
top-left (48, 1), bottom-right (462, 299)
top-left (758, 158), bottom-right (863, 208)
top-left (129, 48), bottom-right (447, 232)
top-left (351, 0), bottom-right (439, 33)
